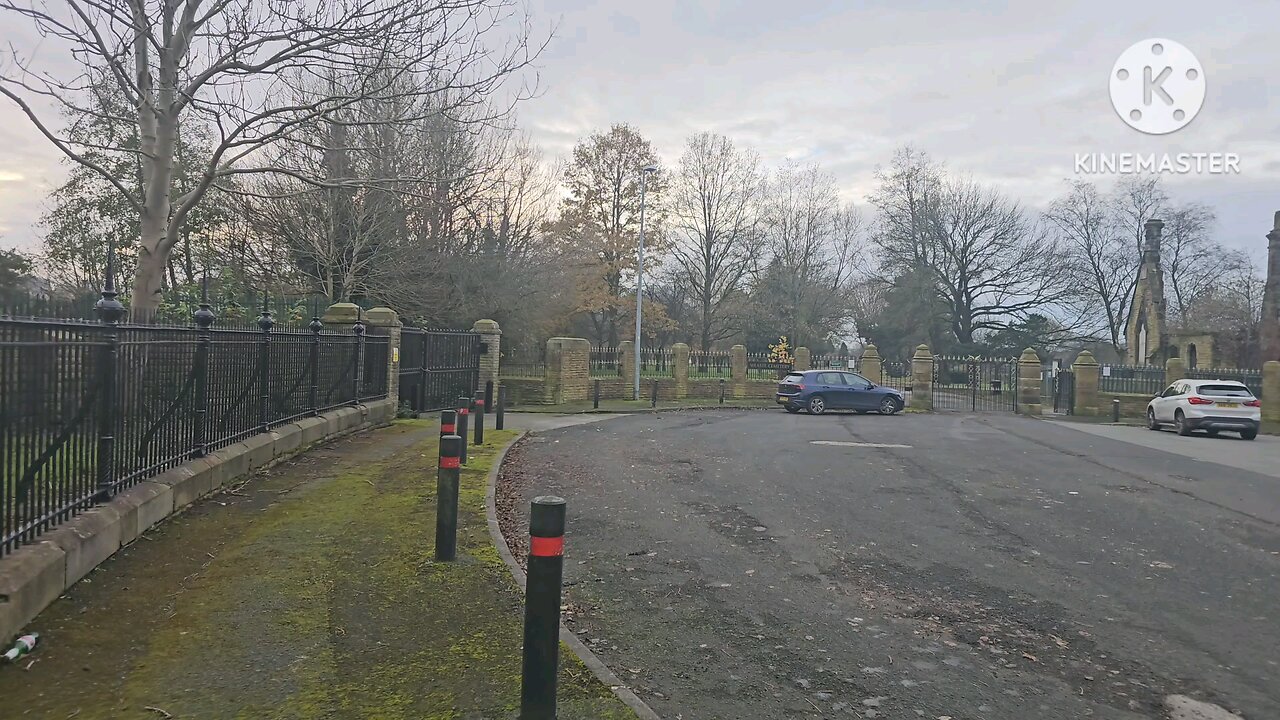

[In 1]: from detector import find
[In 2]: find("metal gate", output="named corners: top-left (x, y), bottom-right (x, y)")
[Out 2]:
top-left (1052, 370), bottom-right (1075, 414)
top-left (399, 328), bottom-right (482, 413)
top-left (932, 356), bottom-right (1018, 412)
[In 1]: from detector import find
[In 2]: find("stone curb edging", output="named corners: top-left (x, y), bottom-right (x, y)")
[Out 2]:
top-left (0, 399), bottom-right (397, 645)
top-left (483, 433), bottom-right (662, 720)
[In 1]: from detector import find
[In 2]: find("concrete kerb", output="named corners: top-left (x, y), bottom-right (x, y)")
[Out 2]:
top-left (0, 398), bottom-right (396, 645)
top-left (483, 433), bottom-right (662, 720)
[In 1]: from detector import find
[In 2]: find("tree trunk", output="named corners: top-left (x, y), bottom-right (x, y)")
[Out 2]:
top-left (132, 218), bottom-right (168, 322)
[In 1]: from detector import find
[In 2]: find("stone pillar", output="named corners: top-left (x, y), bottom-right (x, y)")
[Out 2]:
top-left (673, 342), bottom-right (690, 398)
top-left (910, 344), bottom-right (933, 412)
top-left (794, 347), bottom-right (811, 371)
top-left (619, 341), bottom-right (636, 399)
top-left (1260, 212), bottom-right (1280, 362)
top-left (860, 344), bottom-right (883, 385)
top-left (731, 344), bottom-right (748, 399)
top-left (545, 337), bottom-right (591, 404)
top-left (472, 319), bottom-right (501, 393)
top-left (1263, 361), bottom-right (1280, 425)
top-left (1165, 355), bottom-right (1186, 384)
top-left (1017, 348), bottom-right (1042, 416)
top-left (364, 307), bottom-right (402, 403)
top-left (1071, 350), bottom-right (1101, 417)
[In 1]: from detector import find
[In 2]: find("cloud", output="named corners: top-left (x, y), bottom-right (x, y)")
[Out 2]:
top-left (2, 0), bottom-right (1278, 257)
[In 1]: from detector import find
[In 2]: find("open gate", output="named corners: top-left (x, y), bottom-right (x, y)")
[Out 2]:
top-left (398, 328), bottom-right (482, 413)
top-left (932, 356), bottom-right (1018, 412)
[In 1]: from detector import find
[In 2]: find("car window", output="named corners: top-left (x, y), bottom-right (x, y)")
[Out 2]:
top-left (816, 372), bottom-right (845, 385)
top-left (1161, 384), bottom-right (1181, 398)
top-left (782, 374), bottom-right (805, 384)
top-left (841, 372), bottom-right (871, 387)
top-left (1197, 384), bottom-right (1252, 397)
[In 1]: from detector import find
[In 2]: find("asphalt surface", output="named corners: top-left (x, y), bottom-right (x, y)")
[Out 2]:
top-left (501, 409), bottom-right (1279, 719)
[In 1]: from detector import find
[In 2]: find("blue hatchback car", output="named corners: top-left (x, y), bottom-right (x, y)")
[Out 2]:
top-left (776, 370), bottom-right (905, 415)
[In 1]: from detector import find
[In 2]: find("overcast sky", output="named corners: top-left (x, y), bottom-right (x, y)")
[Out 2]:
top-left (2, 0), bottom-right (1278, 262)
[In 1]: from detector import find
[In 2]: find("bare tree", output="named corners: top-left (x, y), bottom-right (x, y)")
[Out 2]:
top-left (1, 0), bottom-right (541, 318)
top-left (1045, 180), bottom-right (1134, 352)
top-left (668, 132), bottom-right (763, 350)
top-left (752, 161), bottom-right (864, 348)
top-left (1162, 202), bottom-right (1219, 324)
top-left (921, 176), bottom-right (1067, 345)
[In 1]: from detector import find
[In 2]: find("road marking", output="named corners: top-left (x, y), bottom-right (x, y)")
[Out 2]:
top-left (810, 441), bottom-right (912, 449)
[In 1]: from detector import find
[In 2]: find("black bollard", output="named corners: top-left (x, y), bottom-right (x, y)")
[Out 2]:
top-left (485, 380), bottom-right (494, 411)
top-left (435, 435), bottom-right (462, 561)
top-left (457, 396), bottom-right (470, 464)
top-left (474, 394), bottom-right (485, 446)
top-left (496, 384), bottom-right (506, 431)
top-left (520, 496), bottom-right (567, 720)
top-left (1112, 398), bottom-right (1120, 423)
top-left (719, 378), bottom-right (725, 404)
top-left (439, 409), bottom-right (457, 442)
top-left (593, 379), bottom-right (600, 409)
top-left (651, 379), bottom-right (658, 408)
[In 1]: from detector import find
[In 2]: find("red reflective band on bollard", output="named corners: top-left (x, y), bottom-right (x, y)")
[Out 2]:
top-left (458, 408), bottom-right (469, 415)
top-left (441, 423), bottom-right (455, 433)
top-left (529, 536), bottom-right (564, 557)
top-left (440, 456), bottom-right (460, 469)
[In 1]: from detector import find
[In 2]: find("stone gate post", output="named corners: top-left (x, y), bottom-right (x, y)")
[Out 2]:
top-left (1017, 348), bottom-right (1042, 415)
top-left (861, 344), bottom-right (883, 384)
top-left (911, 344), bottom-right (934, 411)
top-left (1071, 350), bottom-right (1101, 416)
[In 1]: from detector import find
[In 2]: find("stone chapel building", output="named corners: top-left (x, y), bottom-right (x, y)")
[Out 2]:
top-left (1125, 214), bottom-right (1280, 369)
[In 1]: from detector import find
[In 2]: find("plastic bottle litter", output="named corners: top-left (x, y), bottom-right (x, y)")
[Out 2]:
top-left (3, 634), bottom-right (38, 662)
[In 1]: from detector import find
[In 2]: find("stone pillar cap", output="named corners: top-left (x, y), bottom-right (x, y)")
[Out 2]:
top-left (1018, 348), bottom-right (1040, 363)
top-left (321, 302), bottom-right (361, 324)
top-left (363, 306), bottom-right (401, 327)
top-left (912, 344), bottom-right (933, 358)
top-left (861, 344), bottom-right (880, 357)
top-left (1073, 350), bottom-right (1099, 364)
top-left (472, 318), bottom-right (500, 331)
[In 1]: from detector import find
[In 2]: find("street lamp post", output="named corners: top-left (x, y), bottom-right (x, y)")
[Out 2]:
top-left (634, 164), bottom-right (657, 400)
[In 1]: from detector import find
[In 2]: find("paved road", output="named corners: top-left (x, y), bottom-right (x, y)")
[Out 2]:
top-left (502, 409), bottom-right (1279, 719)
top-left (1052, 420), bottom-right (1280, 480)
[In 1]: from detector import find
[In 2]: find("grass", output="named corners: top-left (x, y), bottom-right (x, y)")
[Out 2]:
top-left (0, 420), bottom-right (638, 720)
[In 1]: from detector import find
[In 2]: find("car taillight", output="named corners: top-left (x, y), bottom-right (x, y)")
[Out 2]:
top-left (1187, 396), bottom-right (1214, 405)
top-left (794, 384), bottom-right (804, 391)
top-left (1244, 399), bottom-right (1261, 407)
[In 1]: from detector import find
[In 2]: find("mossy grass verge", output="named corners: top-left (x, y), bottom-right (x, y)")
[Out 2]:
top-left (0, 420), bottom-right (637, 719)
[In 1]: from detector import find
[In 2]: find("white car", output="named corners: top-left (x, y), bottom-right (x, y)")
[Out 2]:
top-left (1146, 379), bottom-right (1261, 440)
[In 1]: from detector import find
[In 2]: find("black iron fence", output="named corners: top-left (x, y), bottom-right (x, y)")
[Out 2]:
top-left (932, 356), bottom-right (1018, 412)
top-left (1185, 367), bottom-right (1264, 397)
top-left (1099, 365), bottom-right (1166, 396)
top-left (811, 354), bottom-right (858, 372)
top-left (1, 281), bottom-right (387, 557)
top-left (498, 343), bottom-right (546, 380)
top-left (639, 347), bottom-right (675, 378)
top-left (746, 351), bottom-right (792, 380)
top-left (589, 345), bottom-right (621, 378)
top-left (688, 349), bottom-right (732, 379)
top-left (398, 328), bottom-right (481, 413)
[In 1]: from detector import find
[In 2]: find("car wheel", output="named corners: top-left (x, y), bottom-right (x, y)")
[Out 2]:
top-left (1241, 428), bottom-right (1258, 440)
top-left (1146, 408), bottom-right (1160, 431)
top-left (807, 395), bottom-right (827, 415)
top-left (784, 405), bottom-right (800, 414)
top-left (879, 397), bottom-right (900, 415)
top-left (1175, 410), bottom-right (1192, 436)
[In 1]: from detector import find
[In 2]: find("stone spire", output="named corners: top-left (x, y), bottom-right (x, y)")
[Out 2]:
top-left (1125, 219), bottom-right (1168, 364)
top-left (1261, 212), bottom-right (1280, 361)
